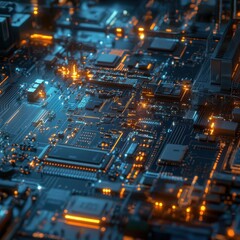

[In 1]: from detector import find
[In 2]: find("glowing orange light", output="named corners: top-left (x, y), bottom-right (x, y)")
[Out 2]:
top-left (30, 34), bottom-right (53, 40)
top-left (200, 205), bottom-right (206, 212)
top-left (181, 37), bottom-right (186, 42)
top-left (33, 6), bottom-right (38, 15)
top-left (33, 232), bottom-right (45, 238)
top-left (64, 214), bottom-right (100, 224)
top-left (0, 76), bottom-right (8, 86)
top-left (142, 102), bottom-right (147, 108)
top-left (116, 28), bottom-right (123, 33)
top-left (65, 221), bottom-right (100, 229)
top-left (58, 64), bottom-right (80, 81)
top-left (102, 188), bottom-right (111, 195)
top-left (71, 64), bottom-right (78, 80)
top-left (139, 33), bottom-right (145, 40)
top-left (227, 228), bottom-right (235, 238)
top-left (150, 23), bottom-right (156, 30)
top-left (20, 40), bottom-right (27, 45)
top-left (120, 187), bottom-right (125, 198)
top-left (155, 202), bottom-right (163, 207)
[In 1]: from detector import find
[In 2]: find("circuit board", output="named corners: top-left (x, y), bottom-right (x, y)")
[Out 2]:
top-left (0, 0), bottom-right (240, 239)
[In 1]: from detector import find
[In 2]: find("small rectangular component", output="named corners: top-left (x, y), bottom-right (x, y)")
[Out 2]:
top-left (214, 119), bottom-right (238, 136)
top-left (158, 144), bottom-right (188, 164)
top-left (148, 38), bottom-right (177, 52)
top-left (95, 53), bottom-right (120, 68)
top-left (125, 142), bottom-right (138, 157)
top-left (155, 83), bottom-right (183, 101)
top-left (64, 196), bottom-right (114, 225)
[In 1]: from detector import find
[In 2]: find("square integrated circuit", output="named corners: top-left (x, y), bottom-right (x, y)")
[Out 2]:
top-left (95, 53), bottom-right (120, 68)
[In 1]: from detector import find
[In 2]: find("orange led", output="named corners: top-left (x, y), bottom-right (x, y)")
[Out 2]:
top-left (116, 28), bottom-right (123, 33)
top-left (200, 205), bottom-right (206, 212)
top-left (64, 214), bottom-right (100, 224)
top-left (186, 207), bottom-right (191, 213)
top-left (227, 228), bottom-right (235, 238)
top-left (139, 33), bottom-right (145, 40)
top-left (155, 202), bottom-right (163, 207)
top-left (30, 34), bottom-right (53, 41)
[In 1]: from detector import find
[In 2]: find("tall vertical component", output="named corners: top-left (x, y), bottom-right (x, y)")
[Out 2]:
top-left (217, 0), bottom-right (240, 25)
top-left (211, 20), bottom-right (240, 91)
top-left (0, 16), bottom-right (13, 53)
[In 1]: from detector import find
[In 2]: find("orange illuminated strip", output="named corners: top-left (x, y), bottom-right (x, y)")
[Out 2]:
top-left (0, 76), bottom-right (8, 86)
top-left (110, 131), bottom-right (123, 152)
top-left (121, 55), bottom-right (127, 63)
top-left (120, 187), bottom-right (125, 198)
top-left (30, 34), bottom-right (53, 40)
top-left (65, 221), bottom-right (100, 230)
top-left (147, 63), bottom-right (152, 70)
top-left (232, 63), bottom-right (239, 78)
top-left (150, 23), bottom-right (156, 30)
top-left (64, 214), bottom-right (100, 224)
top-left (6, 109), bottom-right (20, 124)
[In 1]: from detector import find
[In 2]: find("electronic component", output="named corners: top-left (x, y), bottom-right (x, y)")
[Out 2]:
top-left (45, 145), bottom-right (111, 170)
top-left (158, 144), bottom-right (188, 165)
top-left (95, 53), bottom-right (120, 68)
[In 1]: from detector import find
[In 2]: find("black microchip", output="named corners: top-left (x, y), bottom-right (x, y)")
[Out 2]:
top-left (96, 54), bottom-right (120, 67)
top-left (149, 38), bottom-right (177, 52)
top-left (127, 58), bottom-right (137, 68)
top-left (47, 145), bottom-right (108, 166)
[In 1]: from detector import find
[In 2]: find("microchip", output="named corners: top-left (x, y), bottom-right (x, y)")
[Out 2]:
top-left (158, 144), bottom-right (188, 164)
top-left (149, 38), bottom-right (177, 52)
top-left (96, 53), bottom-right (120, 68)
top-left (78, 9), bottom-right (105, 24)
top-left (66, 196), bottom-right (107, 218)
top-left (155, 83), bottom-right (183, 100)
top-left (46, 145), bottom-right (110, 169)
top-left (64, 196), bottom-right (114, 223)
top-left (45, 189), bottom-right (71, 210)
top-left (214, 119), bottom-right (238, 136)
top-left (85, 99), bottom-right (103, 110)
top-left (126, 57), bottom-right (137, 68)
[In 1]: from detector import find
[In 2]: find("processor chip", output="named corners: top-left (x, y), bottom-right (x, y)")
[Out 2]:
top-left (96, 53), bottom-right (120, 67)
